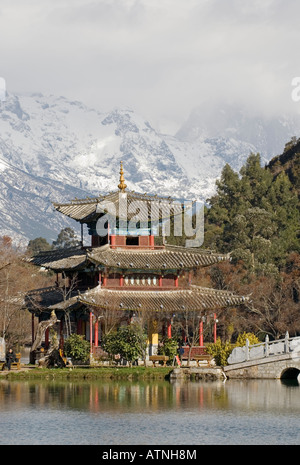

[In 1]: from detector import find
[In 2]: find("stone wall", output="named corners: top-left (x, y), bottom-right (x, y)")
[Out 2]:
top-left (170, 367), bottom-right (225, 381)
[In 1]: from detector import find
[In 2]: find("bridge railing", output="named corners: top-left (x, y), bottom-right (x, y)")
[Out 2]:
top-left (227, 332), bottom-right (300, 365)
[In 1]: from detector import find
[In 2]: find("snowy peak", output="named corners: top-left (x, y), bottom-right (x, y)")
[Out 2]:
top-left (1, 92), bottom-right (299, 245)
top-left (176, 102), bottom-right (300, 161)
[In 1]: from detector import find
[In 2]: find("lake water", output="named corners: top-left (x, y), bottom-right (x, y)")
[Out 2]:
top-left (0, 378), bottom-right (299, 445)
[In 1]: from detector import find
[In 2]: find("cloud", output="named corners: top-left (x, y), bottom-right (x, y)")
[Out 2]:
top-left (1, 0), bottom-right (300, 131)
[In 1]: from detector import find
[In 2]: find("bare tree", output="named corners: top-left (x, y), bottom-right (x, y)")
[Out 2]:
top-left (172, 309), bottom-right (204, 365)
top-left (56, 272), bottom-right (78, 338)
top-left (0, 236), bottom-right (55, 347)
top-left (129, 307), bottom-right (152, 366)
top-left (91, 294), bottom-right (124, 338)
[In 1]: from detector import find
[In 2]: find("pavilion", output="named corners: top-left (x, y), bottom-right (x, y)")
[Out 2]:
top-left (27, 162), bottom-right (247, 359)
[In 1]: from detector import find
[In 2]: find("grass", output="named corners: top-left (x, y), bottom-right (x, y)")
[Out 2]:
top-left (1, 365), bottom-right (174, 381)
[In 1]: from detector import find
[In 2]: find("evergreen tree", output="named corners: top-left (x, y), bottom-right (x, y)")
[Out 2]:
top-left (239, 153), bottom-right (273, 209)
top-left (204, 163), bottom-right (242, 251)
top-left (27, 237), bottom-right (52, 254)
top-left (52, 227), bottom-right (80, 249)
top-left (204, 152), bottom-right (300, 273)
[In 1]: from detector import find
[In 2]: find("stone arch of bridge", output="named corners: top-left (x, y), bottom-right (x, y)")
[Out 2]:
top-left (280, 367), bottom-right (300, 380)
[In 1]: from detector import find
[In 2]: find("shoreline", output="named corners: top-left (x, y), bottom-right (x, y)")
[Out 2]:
top-left (0, 365), bottom-right (175, 381)
top-left (0, 365), bottom-right (226, 382)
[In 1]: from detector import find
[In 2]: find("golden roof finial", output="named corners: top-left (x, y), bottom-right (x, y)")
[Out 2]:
top-left (118, 160), bottom-right (127, 192)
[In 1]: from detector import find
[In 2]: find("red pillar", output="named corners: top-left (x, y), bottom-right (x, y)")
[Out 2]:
top-left (174, 276), bottom-right (178, 287)
top-left (167, 320), bottom-right (172, 339)
top-left (213, 313), bottom-right (217, 343)
top-left (159, 275), bottom-right (162, 287)
top-left (110, 235), bottom-right (116, 248)
top-left (103, 275), bottom-right (107, 287)
top-left (94, 319), bottom-right (99, 347)
top-left (119, 275), bottom-right (124, 286)
top-left (199, 320), bottom-right (204, 346)
top-left (149, 235), bottom-right (154, 248)
top-left (45, 327), bottom-right (49, 349)
top-left (89, 311), bottom-right (93, 353)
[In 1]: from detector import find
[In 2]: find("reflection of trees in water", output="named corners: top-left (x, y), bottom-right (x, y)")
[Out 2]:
top-left (1, 379), bottom-right (299, 415)
top-left (0, 380), bottom-right (229, 413)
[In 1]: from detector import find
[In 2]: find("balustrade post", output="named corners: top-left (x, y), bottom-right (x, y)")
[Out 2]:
top-left (245, 338), bottom-right (249, 361)
top-left (265, 334), bottom-right (269, 357)
top-left (284, 331), bottom-right (289, 353)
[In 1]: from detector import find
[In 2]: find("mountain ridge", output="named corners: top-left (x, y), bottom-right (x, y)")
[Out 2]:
top-left (1, 92), bottom-right (300, 246)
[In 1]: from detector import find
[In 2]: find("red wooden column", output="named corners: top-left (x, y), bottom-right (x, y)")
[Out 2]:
top-left (119, 274), bottom-right (124, 286)
top-left (94, 319), bottom-right (99, 347)
top-left (159, 275), bottom-right (162, 287)
top-left (149, 235), bottom-right (155, 249)
top-left (167, 320), bottom-right (172, 339)
top-left (174, 276), bottom-right (178, 287)
top-left (45, 328), bottom-right (49, 349)
top-left (213, 313), bottom-right (217, 343)
top-left (89, 311), bottom-right (93, 353)
top-left (110, 235), bottom-right (116, 248)
top-left (199, 320), bottom-right (204, 346)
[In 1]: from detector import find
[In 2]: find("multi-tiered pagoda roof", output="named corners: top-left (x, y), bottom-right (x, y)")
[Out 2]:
top-left (30, 243), bottom-right (229, 272)
top-left (28, 162), bottom-right (247, 315)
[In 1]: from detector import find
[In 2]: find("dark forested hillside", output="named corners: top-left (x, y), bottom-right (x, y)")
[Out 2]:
top-left (267, 137), bottom-right (300, 196)
top-left (203, 141), bottom-right (299, 273)
top-left (199, 139), bottom-right (300, 339)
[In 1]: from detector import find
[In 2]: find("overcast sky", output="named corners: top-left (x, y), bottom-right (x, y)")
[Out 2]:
top-left (1, 0), bottom-right (300, 133)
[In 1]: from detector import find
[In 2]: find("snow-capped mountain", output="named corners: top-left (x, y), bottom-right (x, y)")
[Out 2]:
top-left (0, 92), bottom-right (300, 246)
top-left (0, 156), bottom-right (90, 246)
top-left (176, 101), bottom-right (300, 159)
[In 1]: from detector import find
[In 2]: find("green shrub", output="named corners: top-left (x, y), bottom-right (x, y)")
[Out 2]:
top-left (103, 325), bottom-right (147, 365)
top-left (206, 338), bottom-right (233, 366)
top-left (64, 334), bottom-right (90, 362)
top-left (206, 332), bottom-right (260, 366)
top-left (235, 332), bottom-right (259, 346)
top-left (158, 338), bottom-right (178, 363)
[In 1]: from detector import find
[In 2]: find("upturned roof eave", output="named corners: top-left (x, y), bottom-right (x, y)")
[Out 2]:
top-left (32, 285), bottom-right (249, 313)
top-left (29, 242), bottom-right (229, 273)
top-left (52, 189), bottom-right (187, 223)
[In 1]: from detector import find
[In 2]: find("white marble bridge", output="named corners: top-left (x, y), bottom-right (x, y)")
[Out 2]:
top-left (224, 332), bottom-right (300, 379)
